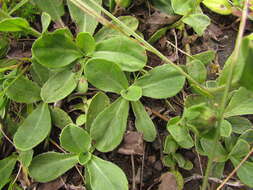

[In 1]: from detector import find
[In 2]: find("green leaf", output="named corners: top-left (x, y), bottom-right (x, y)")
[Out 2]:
top-left (94, 16), bottom-right (139, 42)
top-left (32, 29), bottom-right (83, 68)
top-left (171, 0), bottom-right (195, 15)
top-left (60, 125), bottom-right (91, 154)
top-left (115, 0), bottom-right (132, 8)
top-left (76, 114), bottom-right (86, 126)
top-left (186, 60), bottom-right (207, 83)
top-left (90, 97), bottom-right (129, 152)
top-left (0, 155), bottom-right (17, 189)
top-left (202, 0), bottom-right (232, 15)
top-left (238, 38), bottom-right (253, 91)
top-left (211, 162), bottom-right (225, 178)
top-left (200, 137), bottom-right (228, 162)
top-left (240, 129), bottom-right (253, 144)
top-left (5, 76), bottom-right (41, 103)
top-left (231, 157), bottom-right (253, 187)
top-left (218, 36), bottom-right (251, 86)
top-left (86, 92), bottom-right (110, 130)
top-left (50, 107), bottom-right (73, 129)
top-left (121, 85), bottom-right (142, 101)
top-left (34, 0), bottom-right (64, 22)
top-left (31, 60), bottom-right (52, 86)
top-left (85, 59), bottom-right (129, 94)
top-left (191, 50), bottom-right (216, 65)
top-left (76, 32), bottom-right (96, 55)
top-left (220, 119), bottom-right (232, 137)
top-left (14, 103), bottom-right (51, 151)
top-left (182, 13), bottom-right (210, 36)
top-left (151, 0), bottom-right (174, 15)
top-left (0, 37), bottom-right (9, 58)
top-left (77, 76), bottom-right (89, 93)
top-left (93, 36), bottom-right (147, 72)
top-left (67, 0), bottom-right (102, 34)
top-left (131, 100), bottom-right (157, 141)
top-left (224, 87), bottom-right (253, 117)
top-left (134, 64), bottom-right (185, 99)
top-left (29, 152), bottom-right (78, 183)
top-left (41, 70), bottom-right (77, 103)
top-left (0, 17), bottom-right (30, 32)
top-left (19, 149), bottom-right (33, 168)
top-left (78, 152), bottom-right (92, 165)
top-left (86, 155), bottom-right (128, 190)
top-left (163, 135), bottom-right (178, 154)
top-left (228, 139), bottom-right (250, 159)
top-left (41, 12), bottom-right (51, 33)
top-left (167, 118), bottom-right (194, 149)
top-left (226, 116), bottom-right (252, 134)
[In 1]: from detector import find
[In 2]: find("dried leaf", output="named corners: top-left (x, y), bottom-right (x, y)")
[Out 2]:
top-left (118, 131), bottom-right (144, 155)
top-left (158, 172), bottom-right (177, 190)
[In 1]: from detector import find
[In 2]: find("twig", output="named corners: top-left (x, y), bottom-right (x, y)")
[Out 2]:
top-left (0, 122), bottom-right (15, 147)
top-left (216, 146), bottom-right (253, 190)
top-left (185, 174), bottom-right (244, 188)
top-left (145, 106), bottom-right (170, 122)
top-left (12, 164), bottom-right (22, 185)
top-left (131, 154), bottom-right (136, 190)
top-left (140, 143), bottom-right (146, 190)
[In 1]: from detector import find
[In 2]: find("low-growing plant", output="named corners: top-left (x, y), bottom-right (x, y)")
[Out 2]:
top-left (0, 0), bottom-right (253, 190)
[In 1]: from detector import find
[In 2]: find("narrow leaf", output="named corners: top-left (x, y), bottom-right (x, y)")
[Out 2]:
top-left (131, 101), bottom-right (157, 141)
top-left (67, 0), bottom-right (102, 34)
top-left (94, 16), bottom-right (139, 42)
top-left (34, 0), bottom-right (64, 22)
top-left (86, 92), bottom-right (110, 130)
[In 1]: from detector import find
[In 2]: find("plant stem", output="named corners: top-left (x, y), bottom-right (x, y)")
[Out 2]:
top-left (201, 1), bottom-right (249, 190)
top-left (69, 0), bottom-right (212, 97)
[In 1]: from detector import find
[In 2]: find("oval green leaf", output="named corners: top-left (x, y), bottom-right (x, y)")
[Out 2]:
top-left (50, 107), bottom-right (73, 129)
top-left (86, 155), bottom-right (128, 190)
top-left (41, 70), bottom-right (77, 103)
top-left (90, 97), bottom-right (129, 152)
top-left (29, 152), bottom-right (78, 183)
top-left (32, 29), bottom-right (83, 68)
top-left (76, 32), bottom-right (96, 55)
top-left (85, 59), bottom-right (128, 94)
top-left (60, 125), bottom-right (91, 154)
top-left (14, 103), bottom-right (51, 151)
top-left (93, 36), bottom-right (147, 72)
top-left (121, 85), bottom-right (142, 101)
top-left (134, 64), bottom-right (185, 99)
